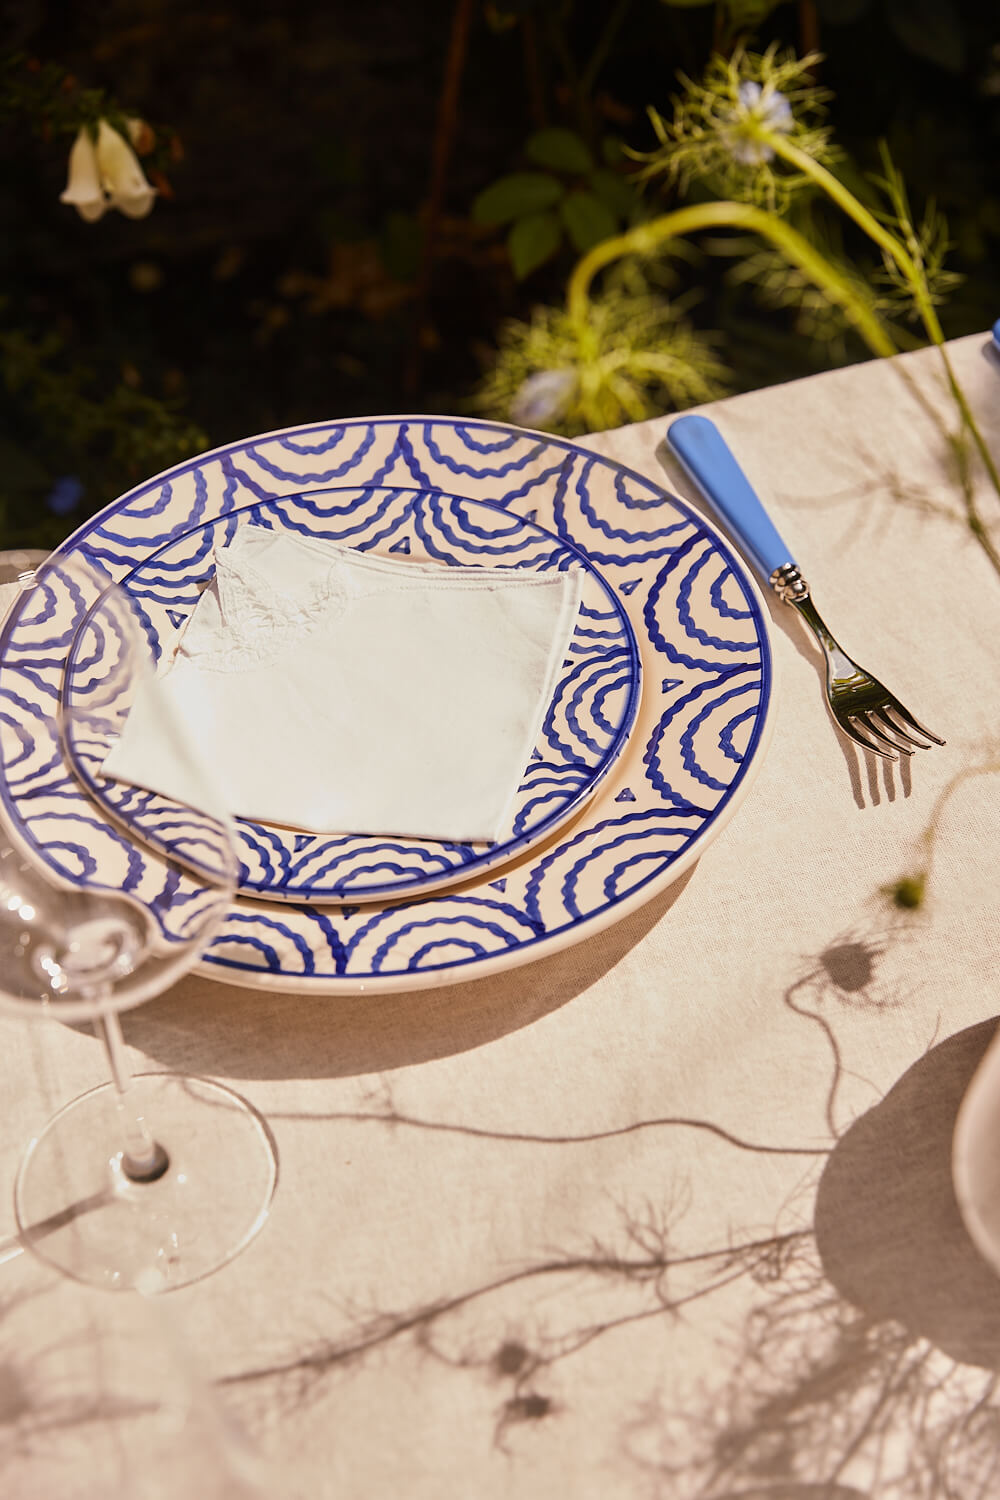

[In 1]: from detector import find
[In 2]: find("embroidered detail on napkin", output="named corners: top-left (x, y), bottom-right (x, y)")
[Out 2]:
top-left (185, 547), bottom-right (348, 672)
top-left (103, 525), bottom-right (584, 844)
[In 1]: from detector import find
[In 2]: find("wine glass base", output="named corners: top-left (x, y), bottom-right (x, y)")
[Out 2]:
top-left (15, 1073), bottom-right (278, 1291)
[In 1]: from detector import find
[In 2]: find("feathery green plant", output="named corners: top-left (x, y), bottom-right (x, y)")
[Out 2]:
top-left (474, 284), bottom-right (728, 434)
top-left (478, 44), bottom-right (1000, 575)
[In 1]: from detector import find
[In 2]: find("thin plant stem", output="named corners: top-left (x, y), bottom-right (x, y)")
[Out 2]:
top-left (566, 199), bottom-right (898, 359)
top-left (568, 143), bottom-right (1000, 572)
top-left (767, 134), bottom-right (1000, 504)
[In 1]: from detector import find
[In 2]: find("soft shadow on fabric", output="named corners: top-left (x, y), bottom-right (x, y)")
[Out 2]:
top-left (120, 867), bottom-right (695, 1080)
top-left (815, 1016), bottom-right (1000, 1370)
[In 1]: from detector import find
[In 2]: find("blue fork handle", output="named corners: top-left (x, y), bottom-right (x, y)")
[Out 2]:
top-left (666, 414), bottom-right (796, 584)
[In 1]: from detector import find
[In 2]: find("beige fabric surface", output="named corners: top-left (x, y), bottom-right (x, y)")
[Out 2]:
top-left (3, 332), bottom-right (1000, 1497)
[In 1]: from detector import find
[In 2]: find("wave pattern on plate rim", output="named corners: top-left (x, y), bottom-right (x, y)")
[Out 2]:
top-left (0, 419), bottom-right (772, 992)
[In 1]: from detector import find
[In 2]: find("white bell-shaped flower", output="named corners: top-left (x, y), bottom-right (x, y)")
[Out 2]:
top-left (59, 127), bottom-right (107, 222)
top-left (94, 118), bottom-right (156, 219)
top-left (60, 119), bottom-right (157, 222)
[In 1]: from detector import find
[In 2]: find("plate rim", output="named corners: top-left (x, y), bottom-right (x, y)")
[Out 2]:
top-left (22, 413), bottom-right (776, 994)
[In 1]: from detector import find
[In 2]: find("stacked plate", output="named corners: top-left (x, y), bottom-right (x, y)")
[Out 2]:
top-left (0, 418), bottom-right (774, 994)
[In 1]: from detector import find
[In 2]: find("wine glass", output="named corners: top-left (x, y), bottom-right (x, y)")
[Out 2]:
top-left (0, 551), bottom-right (277, 1291)
top-left (0, 546), bottom-right (50, 585)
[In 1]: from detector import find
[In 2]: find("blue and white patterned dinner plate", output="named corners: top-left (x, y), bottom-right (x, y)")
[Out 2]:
top-left (62, 493), bottom-right (641, 904)
top-left (0, 417), bottom-right (774, 994)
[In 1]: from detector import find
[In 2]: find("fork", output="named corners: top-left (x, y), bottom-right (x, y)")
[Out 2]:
top-left (666, 414), bottom-right (944, 761)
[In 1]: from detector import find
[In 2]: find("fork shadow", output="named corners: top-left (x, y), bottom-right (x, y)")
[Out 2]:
top-left (760, 601), bottom-right (914, 810)
top-left (118, 865), bottom-right (696, 1081)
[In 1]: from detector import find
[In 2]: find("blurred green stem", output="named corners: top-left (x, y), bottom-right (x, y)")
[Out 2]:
top-left (567, 200), bottom-right (897, 358)
top-left (566, 194), bottom-right (1000, 578)
top-left (569, 131), bottom-right (1000, 577)
top-left (768, 134), bottom-right (1000, 506)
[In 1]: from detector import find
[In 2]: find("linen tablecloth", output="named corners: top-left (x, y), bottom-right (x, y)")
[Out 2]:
top-left (2, 331), bottom-right (1000, 1498)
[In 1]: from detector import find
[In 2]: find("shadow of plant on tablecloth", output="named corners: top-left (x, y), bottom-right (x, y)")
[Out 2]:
top-left (2, 860), bottom-right (994, 1488)
top-left (621, 1016), bottom-right (1000, 1499)
top-left (207, 895), bottom-right (1000, 1496)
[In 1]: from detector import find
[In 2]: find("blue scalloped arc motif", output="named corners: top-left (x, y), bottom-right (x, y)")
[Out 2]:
top-left (54, 491), bottom-right (640, 905)
top-left (0, 417), bottom-right (772, 989)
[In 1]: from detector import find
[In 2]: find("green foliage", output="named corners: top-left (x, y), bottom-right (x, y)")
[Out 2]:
top-left (0, 321), bottom-right (207, 546)
top-left (472, 128), bottom-right (641, 280)
top-left (589, 168), bottom-right (635, 219)
top-left (715, 134), bottom-right (964, 362)
top-left (0, 41), bottom-right (202, 545)
top-left (868, 145), bottom-right (963, 315)
top-left (1, 50), bottom-right (119, 139)
top-left (0, 49), bottom-right (179, 175)
top-left (524, 127), bottom-right (593, 175)
top-left (638, 45), bottom-right (836, 212)
top-left (559, 190), bottom-right (618, 254)
top-left (475, 280), bottom-right (729, 436)
top-left (472, 172), bottom-right (564, 225)
top-left (508, 210), bottom-right (562, 279)
top-left (0, 2), bottom-right (994, 519)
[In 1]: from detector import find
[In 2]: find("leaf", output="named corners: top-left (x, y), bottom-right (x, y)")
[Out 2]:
top-left (588, 167), bottom-right (636, 221)
top-left (886, 0), bottom-right (965, 72)
top-left (658, 0), bottom-right (715, 7)
top-left (525, 127), bottom-right (592, 175)
top-left (559, 190), bottom-right (619, 254)
top-left (508, 210), bottom-right (563, 279)
top-left (472, 172), bottom-right (563, 226)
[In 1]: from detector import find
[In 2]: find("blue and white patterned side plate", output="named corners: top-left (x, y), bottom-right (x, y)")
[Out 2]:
top-left (0, 417), bottom-right (774, 994)
top-left (60, 492), bottom-right (641, 903)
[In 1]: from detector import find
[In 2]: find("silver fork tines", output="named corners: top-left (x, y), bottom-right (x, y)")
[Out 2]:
top-left (769, 564), bottom-right (945, 763)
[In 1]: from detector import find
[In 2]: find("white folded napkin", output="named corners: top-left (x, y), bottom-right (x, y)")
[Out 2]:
top-left (104, 525), bottom-right (583, 843)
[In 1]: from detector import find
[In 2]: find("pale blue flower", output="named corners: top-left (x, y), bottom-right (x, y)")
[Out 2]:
top-left (509, 369), bottom-right (578, 429)
top-left (730, 81), bottom-right (794, 167)
top-left (46, 474), bottom-right (85, 516)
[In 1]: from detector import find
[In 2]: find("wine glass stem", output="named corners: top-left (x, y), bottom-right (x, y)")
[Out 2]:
top-left (94, 1010), bottom-right (169, 1181)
